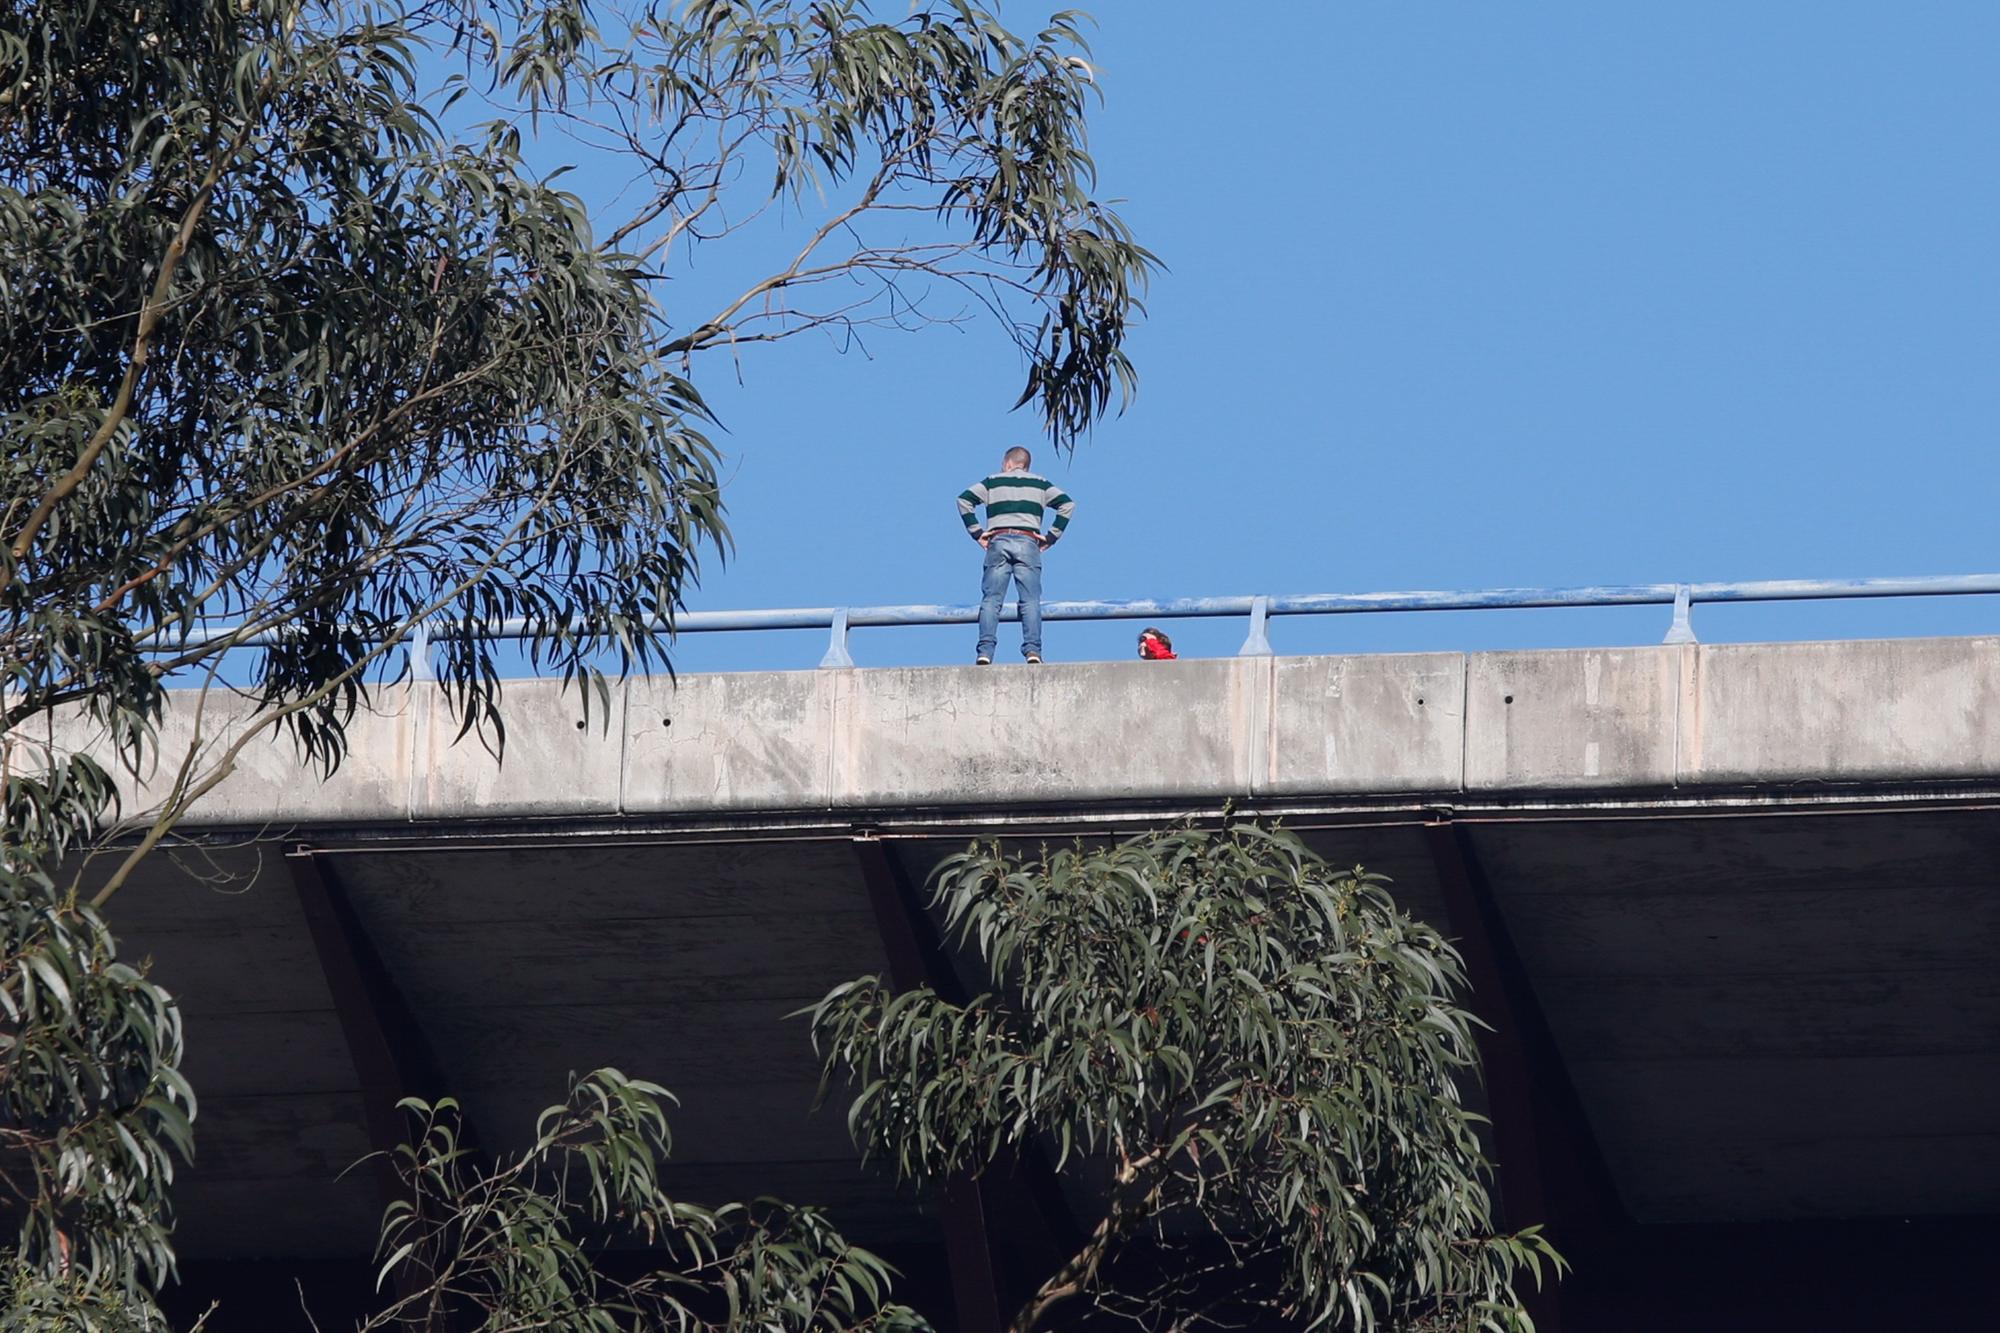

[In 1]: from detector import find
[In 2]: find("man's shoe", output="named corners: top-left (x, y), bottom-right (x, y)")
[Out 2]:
top-left (975, 655), bottom-right (992, 666)
top-left (1025, 654), bottom-right (1042, 664)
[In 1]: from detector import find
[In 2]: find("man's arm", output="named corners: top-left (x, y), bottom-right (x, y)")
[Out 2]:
top-left (1042, 486), bottom-right (1076, 547)
top-left (956, 481), bottom-right (988, 542)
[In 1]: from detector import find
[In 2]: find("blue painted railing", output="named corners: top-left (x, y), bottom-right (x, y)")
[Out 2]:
top-left (176, 573), bottom-right (2000, 671)
top-left (784, 574), bottom-right (2000, 666)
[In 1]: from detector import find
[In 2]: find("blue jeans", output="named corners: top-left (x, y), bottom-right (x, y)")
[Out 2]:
top-left (976, 532), bottom-right (1043, 659)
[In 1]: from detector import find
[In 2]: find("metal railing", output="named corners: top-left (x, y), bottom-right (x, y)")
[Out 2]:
top-left (782, 573), bottom-right (2000, 667)
top-left (176, 573), bottom-right (2000, 672)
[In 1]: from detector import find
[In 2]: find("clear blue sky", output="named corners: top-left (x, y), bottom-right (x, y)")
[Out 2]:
top-left (583, 1), bottom-right (2000, 671)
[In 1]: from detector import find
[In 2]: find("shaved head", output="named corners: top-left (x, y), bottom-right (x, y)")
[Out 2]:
top-left (1003, 446), bottom-right (1032, 469)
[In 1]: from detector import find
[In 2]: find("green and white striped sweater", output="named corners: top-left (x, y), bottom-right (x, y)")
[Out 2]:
top-left (956, 471), bottom-right (1076, 545)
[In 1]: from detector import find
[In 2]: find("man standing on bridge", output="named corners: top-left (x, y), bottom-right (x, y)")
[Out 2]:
top-left (957, 447), bottom-right (1075, 664)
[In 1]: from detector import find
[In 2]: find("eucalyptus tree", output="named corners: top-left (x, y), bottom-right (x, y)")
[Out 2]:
top-left (361, 1068), bottom-right (929, 1332)
top-left (1, 0), bottom-right (1149, 1320)
top-left (810, 825), bottom-right (1563, 1332)
top-left (2, 1071), bottom-right (933, 1332)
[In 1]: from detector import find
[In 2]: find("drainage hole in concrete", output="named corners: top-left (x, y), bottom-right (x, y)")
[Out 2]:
top-left (1503, 694), bottom-right (1514, 705)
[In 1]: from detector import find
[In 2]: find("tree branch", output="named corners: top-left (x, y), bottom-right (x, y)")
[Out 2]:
top-left (3, 74), bottom-right (274, 598)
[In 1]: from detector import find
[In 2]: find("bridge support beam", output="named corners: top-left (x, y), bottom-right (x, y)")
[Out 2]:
top-left (1424, 820), bottom-right (1624, 1330)
top-left (288, 846), bottom-right (457, 1206)
top-left (852, 835), bottom-right (1004, 1333)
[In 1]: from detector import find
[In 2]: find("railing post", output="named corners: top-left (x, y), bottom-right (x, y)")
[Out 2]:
top-left (819, 608), bottom-right (854, 668)
top-left (409, 620), bottom-right (434, 682)
top-left (1238, 596), bottom-right (1273, 656)
top-left (1662, 585), bottom-right (1697, 645)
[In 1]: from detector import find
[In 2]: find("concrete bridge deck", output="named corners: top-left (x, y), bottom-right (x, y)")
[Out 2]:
top-left (32, 635), bottom-right (2000, 1329)
top-left (73, 634), bottom-right (2000, 829)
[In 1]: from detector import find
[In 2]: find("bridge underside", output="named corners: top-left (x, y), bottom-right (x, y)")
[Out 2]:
top-left (40, 639), bottom-right (1998, 1326)
top-left (101, 789), bottom-right (2000, 1331)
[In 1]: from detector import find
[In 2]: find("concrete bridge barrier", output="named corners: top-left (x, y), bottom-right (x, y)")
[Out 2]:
top-left (28, 635), bottom-right (1998, 829)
